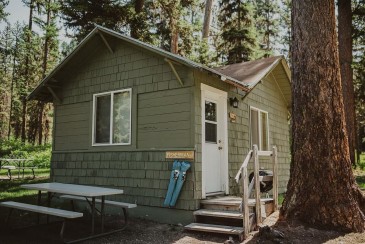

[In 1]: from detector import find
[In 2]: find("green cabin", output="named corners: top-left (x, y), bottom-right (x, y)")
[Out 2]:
top-left (28, 26), bottom-right (291, 225)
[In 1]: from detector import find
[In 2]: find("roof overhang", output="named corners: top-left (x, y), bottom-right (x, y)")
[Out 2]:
top-left (27, 26), bottom-right (251, 102)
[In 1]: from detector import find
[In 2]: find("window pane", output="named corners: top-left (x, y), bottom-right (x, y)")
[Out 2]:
top-left (205, 122), bottom-right (217, 143)
top-left (261, 112), bottom-right (268, 150)
top-left (95, 95), bottom-right (111, 143)
top-left (250, 109), bottom-right (259, 148)
top-left (205, 101), bottom-right (217, 121)
top-left (113, 91), bottom-right (131, 144)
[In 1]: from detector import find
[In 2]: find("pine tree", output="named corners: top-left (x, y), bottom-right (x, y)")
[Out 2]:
top-left (217, 0), bottom-right (258, 64)
top-left (30, 0), bottom-right (60, 145)
top-left (0, 0), bottom-right (8, 22)
top-left (278, 0), bottom-right (291, 60)
top-left (253, 0), bottom-right (280, 57)
top-left (281, 0), bottom-right (365, 232)
top-left (151, 0), bottom-right (199, 55)
top-left (60, 0), bottom-right (127, 41)
top-left (0, 23), bottom-right (12, 140)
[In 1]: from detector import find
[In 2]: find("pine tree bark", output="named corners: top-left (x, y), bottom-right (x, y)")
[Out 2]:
top-left (202, 0), bottom-right (213, 39)
top-left (338, 0), bottom-right (356, 166)
top-left (21, 0), bottom-right (34, 142)
top-left (280, 1), bottom-right (365, 232)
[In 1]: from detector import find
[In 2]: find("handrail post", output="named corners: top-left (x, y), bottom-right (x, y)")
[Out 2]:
top-left (253, 145), bottom-right (261, 225)
top-left (272, 146), bottom-right (278, 210)
top-left (242, 166), bottom-right (249, 238)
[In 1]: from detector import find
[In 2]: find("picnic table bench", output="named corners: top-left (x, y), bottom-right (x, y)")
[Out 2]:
top-left (60, 195), bottom-right (137, 226)
top-left (0, 201), bottom-right (83, 240)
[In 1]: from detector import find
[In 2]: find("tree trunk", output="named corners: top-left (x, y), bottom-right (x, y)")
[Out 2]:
top-left (170, 17), bottom-right (178, 54)
top-left (280, 0), bottom-right (365, 232)
top-left (202, 0), bottom-right (213, 39)
top-left (131, 0), bottom-right (144, 39)
top-left (338, 0), bottom-right (356, 166)
top-left (21, 0), bottom-right (34, 143)
top-left (37, 0), bottom-right (52, 145)
top-left (7, 32), bottom-right (19, 139)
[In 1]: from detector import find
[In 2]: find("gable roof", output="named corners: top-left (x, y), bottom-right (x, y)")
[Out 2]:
top-left (27, 25), bottom-right (291, 103)
top-left (214, 56), bottom-right (289, 88)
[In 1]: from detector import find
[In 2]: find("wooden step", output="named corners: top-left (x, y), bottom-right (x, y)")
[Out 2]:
top-left (185, 223), bottom-right (243, 235)
top-left (194, 209), bottom-right (243, 219)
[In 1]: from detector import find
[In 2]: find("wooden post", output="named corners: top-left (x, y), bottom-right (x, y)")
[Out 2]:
top-left (242, 166), bottom-right (249, 238)
top-left (253, 145), bottom-right (261, 225)
top-left (272, 146), bottom-right (278, 210)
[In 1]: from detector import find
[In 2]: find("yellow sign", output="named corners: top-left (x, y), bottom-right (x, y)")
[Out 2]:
top-left (166, 151), bottom-right (194, 160)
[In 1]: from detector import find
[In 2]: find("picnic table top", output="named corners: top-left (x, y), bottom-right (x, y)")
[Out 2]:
top-left (21, 182), bottom-right (124, 197)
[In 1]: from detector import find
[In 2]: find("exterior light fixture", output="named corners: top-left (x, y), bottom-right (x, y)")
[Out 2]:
top-left (229, 97), bottom-right (239, 108)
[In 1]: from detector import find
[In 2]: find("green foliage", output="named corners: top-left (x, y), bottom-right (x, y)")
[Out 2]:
top-left (0, 0), bottom-right (8, 22)
top-left (60, 0), bottom-right (128, 41)
top-left (254, 0), bottom-right (281, 57)
top-left (279, 0), bottom-right (291, 59)
top-left (217, 0), bottom-right (259, 64)
top-left (0, 139), bottom-right (51, 168)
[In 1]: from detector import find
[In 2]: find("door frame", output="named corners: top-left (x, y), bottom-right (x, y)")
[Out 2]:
top-left (201, 83), bottom-right (229, 198)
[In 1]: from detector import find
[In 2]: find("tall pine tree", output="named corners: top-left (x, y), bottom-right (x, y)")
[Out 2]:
top-left (254, 0), bottom-right (280, 57)
top-left (217, 0), bottom-right (258, 64)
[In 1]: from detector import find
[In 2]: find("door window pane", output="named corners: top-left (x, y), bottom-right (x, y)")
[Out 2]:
top-left (95, 95), bottom-right (111, 143)
top-left (205, 122), bottom-right (217, 143)
top-left (113, 91), bottom-right (131, 144)
top-left (205, 101), bottom-right (217, 121)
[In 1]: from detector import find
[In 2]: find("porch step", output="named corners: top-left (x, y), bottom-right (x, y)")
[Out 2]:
top-left (194, 209), bottom-right (243, 219)
top-left (185, 223), bottom-right (244, 235)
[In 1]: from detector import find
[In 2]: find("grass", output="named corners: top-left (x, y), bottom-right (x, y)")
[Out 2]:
top-left (0, 169), bottom-right (50, 202)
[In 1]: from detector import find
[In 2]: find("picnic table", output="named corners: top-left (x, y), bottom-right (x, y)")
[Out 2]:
top-left (0, 158), bottom-right (36, 179)
top-left (18, 182), bottom-right (132, 242)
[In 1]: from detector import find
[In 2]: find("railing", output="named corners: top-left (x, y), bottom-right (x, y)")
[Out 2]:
top-left (235, 145), bottom-right (278, 239)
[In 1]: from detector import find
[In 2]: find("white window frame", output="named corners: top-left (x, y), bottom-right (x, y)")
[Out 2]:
top-left (92, 88), bottom-right (132, 146)
top-left (249, 106), bottom-right (269, 151)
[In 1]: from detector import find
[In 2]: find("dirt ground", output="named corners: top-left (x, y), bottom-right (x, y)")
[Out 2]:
top-left (1, 210), bottom-right (365, 244)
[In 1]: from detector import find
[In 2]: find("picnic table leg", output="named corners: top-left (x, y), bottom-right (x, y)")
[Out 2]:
top-left (6, 208), bottom-right (13, 225)
top-left (37, 190), bottom-right (41, 224)
top-left (101, 196), bottom-right (105, 233)
top-left (47, 192), bottom-right (51, 223)
top-left (91, 197), bottom-right (95, 234)
top-left (7, 169), bottom-right (12, 180)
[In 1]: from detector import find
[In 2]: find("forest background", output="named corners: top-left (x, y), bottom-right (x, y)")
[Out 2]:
top-left (0, 0), bottom-right (364, 167)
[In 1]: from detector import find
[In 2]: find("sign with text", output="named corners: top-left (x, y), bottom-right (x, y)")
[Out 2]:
top-left (166, 151), bottom-right (195, 160)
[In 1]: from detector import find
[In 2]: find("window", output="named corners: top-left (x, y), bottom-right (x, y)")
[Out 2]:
top-left (250, 107), bottom-right (269, 151)
top-left (92, 89), bottom-right (132, 146)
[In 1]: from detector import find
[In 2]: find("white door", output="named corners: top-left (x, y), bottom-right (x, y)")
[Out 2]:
top-left (201, 84), bottom-right (228, 197)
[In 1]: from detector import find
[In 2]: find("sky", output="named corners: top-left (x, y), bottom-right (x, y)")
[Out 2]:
top-left (0, 0), bottom-right (69, 42)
